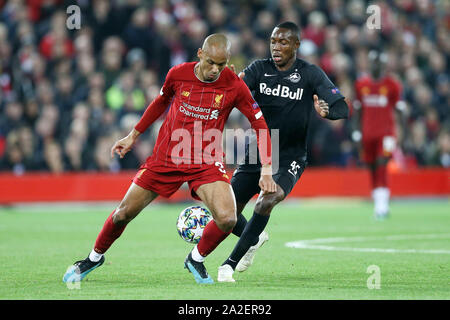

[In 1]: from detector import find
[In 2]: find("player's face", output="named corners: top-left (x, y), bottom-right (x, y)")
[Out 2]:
top-left (197, 47), bottom-right (229, 82)
top-left (270, 28), bottom-right (299, 70)
top-left (368, 51), bottom-right (387, 79)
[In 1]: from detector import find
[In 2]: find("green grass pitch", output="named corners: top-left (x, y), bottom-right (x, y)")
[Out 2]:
top-left (0, 198), bottom-right (449, 300)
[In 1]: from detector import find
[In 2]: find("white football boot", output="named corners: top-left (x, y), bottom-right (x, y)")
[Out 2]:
top-left (236, 231), bottom-right (269, 272)
top-left (217, 264), bottom-right (235, 282)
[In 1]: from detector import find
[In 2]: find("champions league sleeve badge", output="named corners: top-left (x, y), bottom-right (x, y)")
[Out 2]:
top-left (331, 88), bottom-right (341, 94)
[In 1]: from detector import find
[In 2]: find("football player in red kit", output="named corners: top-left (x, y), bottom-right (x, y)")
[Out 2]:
top-left (63, 34), bottom-right (276, 284)
top-left (353, 50), bottom-right (405, 219)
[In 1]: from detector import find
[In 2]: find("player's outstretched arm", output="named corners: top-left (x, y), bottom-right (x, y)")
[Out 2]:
top-left (133, 66), bottom-right (175, 134)
top-left (327, 98), bottom-right (349, 120)
top-left (111, 92), bottom-right (171, 159)
top-left (134, 93), bottom-right (171, 134)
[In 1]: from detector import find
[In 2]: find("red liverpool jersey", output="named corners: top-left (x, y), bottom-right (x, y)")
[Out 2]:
top-left (354, 75), bottom-right (402, 139)
top-left (135, 62), bottom-right (271, 170)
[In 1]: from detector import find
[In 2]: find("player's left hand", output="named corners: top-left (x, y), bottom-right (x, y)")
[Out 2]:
top-left (314, 94), bottom-right (329, 118)
top-left (259, 174), bottom-right (277, 194)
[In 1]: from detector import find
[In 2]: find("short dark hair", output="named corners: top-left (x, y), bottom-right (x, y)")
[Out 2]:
top-left (275, 21), bottom-right (300, 40)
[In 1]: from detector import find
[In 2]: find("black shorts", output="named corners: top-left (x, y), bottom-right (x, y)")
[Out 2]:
top-left (231, 160), bottom-right (306, 204)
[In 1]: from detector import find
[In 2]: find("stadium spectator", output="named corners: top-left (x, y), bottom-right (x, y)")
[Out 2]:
top-left (1, 101), bottom-right (24, 135)
top-left (105, 70), bottom-right (146, 118)
top-left (39, 10), bottom-right (74, 60)
top-left (0, 0), bottom-right (448, 174)
top-left (43, 138), bottom-right (64, 173)
top-left (302, 10), bottom-right (327, 48)
top-left (432, 129), bottom-right (450, 168)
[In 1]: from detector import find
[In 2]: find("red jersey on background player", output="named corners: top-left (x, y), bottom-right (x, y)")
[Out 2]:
top-left (62, 34), bottom-right (276, 285)
top-left (353, 50), bottom-right (405, 220)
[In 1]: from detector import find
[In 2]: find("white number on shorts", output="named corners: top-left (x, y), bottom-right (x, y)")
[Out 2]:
top-left (215, 161), bottom-right (226, 174)
top-left (288, 161), bottom-right (301, 177)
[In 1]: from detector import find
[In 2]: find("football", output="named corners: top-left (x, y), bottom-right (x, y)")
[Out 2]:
top-left (176, 206), bottom-right (213, 244)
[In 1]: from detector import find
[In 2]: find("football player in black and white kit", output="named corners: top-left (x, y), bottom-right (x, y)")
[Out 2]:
top-left (218, 22), bottom-right (349, 282)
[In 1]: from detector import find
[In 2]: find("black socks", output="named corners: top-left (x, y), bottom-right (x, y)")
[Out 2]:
top-left (223, 211), bottom-right (270, 269)
top-left (232, 213), bottom-right (248, 237)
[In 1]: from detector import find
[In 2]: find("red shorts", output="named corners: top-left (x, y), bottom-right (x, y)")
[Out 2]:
top-left (362, 135), bottom-right (396, 164)
top-left (132, 162), bottom-right (230, 200)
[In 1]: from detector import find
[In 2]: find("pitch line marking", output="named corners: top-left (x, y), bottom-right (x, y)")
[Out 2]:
top-left (285, 234), bottom-right (450, 254)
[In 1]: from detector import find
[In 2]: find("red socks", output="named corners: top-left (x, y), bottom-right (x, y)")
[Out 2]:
top-left (94, 210), bottom-right (127, 254)
top-left (93, 211), bottom-right (230, 258)
top-left (374, 166), bottom-right (387, 188)
top-left (196, 220), bottom-right (231, 257)
top-left (371, 165), bottom-right (387, 188)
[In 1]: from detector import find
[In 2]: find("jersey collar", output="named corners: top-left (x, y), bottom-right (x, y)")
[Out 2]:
top-left (193, 63), bottom-right (221, 84)
top-left (270, 58), bottom-right (301, 74)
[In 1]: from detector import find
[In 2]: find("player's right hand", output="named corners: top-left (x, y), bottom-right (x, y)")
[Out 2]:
top-left (111, 135), bottom-right (135, 159)
top-left (259, 174), bottom-right (277, 194)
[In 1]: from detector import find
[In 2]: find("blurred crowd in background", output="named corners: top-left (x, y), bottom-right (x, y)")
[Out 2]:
top-left (0, 0), bottom-right (448, 174)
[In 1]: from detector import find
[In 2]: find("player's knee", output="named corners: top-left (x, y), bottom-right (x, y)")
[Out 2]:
top-left (255, 192), bottom-right (284, 216)
top-left (219, 218), bottom-right (237, 232)
top-left (254, 199), bottom-right (274, 216)
top-left (113, 205), bottom-right (139, 226)
top-left (215, 212), bottom-right (237, 232)
top-left (112, 210), bottom-right (130, 226)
